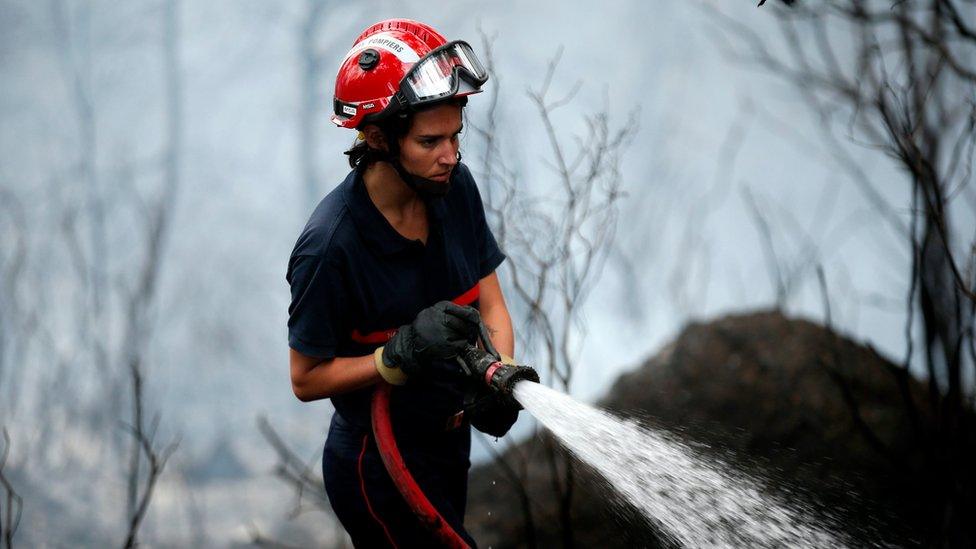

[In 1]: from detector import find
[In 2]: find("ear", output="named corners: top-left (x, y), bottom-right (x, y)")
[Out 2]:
top-left (361, 125), bottom-right (388, 152)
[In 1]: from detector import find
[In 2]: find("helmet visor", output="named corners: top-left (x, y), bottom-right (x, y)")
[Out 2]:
top-left (401, 41), bottom-right (488, 104)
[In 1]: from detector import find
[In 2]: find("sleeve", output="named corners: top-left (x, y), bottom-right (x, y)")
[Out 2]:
top-left (286, 254), bottom-right (347, 359)
top-left (467, 174), bottom-right (506, 278)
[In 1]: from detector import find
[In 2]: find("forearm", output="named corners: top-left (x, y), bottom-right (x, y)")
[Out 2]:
top-left (470, 293), bottom-right (521, 438)
top-left (290, 349), bottom-right (382, 402)
top-left (480, 298), bottom-right (514, 359)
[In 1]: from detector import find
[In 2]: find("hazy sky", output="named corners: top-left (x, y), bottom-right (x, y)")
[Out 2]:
top-left (2, 0), bottom-right (968, 543)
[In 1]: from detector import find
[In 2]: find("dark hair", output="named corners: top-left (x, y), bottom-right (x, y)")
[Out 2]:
top-left (344, 96), bottom-right (468, 169)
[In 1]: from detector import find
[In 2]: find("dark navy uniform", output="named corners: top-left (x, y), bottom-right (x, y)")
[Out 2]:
top-left (286, 162), bottom-right (505, 547)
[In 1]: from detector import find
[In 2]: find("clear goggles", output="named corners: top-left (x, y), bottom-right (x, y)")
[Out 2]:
top-left (398, 40), bottom-right (488, 106)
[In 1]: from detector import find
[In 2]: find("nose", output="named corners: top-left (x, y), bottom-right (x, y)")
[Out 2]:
top-left (437, 139), bottom-right (459, 168)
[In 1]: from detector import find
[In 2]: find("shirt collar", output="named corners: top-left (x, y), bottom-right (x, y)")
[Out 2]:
top-left (341, 168), bottom-right (449, 256)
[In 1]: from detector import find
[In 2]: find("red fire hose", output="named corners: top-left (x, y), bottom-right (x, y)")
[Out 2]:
top-left (370, 382), bottom-right (471, 549)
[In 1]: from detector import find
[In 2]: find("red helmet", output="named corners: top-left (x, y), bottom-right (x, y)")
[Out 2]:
top-left (331, 19), bottom-right (489, 129)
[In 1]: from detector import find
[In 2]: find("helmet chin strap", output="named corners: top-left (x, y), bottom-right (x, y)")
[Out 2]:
top-left (388, 157), bottom-right (453, 199)
top-left (380, 134), bottom-right (461, 199)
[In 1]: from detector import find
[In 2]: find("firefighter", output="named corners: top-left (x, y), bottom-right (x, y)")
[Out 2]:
top-left (287, 18), bottom-right (520, 547)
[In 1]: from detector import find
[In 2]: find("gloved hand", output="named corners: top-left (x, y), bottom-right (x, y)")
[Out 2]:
top-left (374, 301), bottom-right (481, 385)
top-left (469, 396), bottom-right (520, 437)
top-left (468, 354), bottom-right (521, 437)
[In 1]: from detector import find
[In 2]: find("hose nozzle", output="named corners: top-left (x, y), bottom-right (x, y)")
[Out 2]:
top-left (456, 318), bottom-right (540, 407)
top-left (458, 345), bottom-right (539, 407)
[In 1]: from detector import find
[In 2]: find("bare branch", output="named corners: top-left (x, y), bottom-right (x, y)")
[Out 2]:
top-left (256, 416), bottom-right (331, 515)
top-left (0, 428), bottom-right (23, 549)
top-left (121, 416), bottom-right (180, 549)
top-left (742, 186), bottom-right (787, 307)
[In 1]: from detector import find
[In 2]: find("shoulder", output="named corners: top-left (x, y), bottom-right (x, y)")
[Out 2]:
top-left (290, 171), bottom-right (358, 260)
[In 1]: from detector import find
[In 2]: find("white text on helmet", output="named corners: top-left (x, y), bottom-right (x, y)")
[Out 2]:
top-left (341, 33), bottom-right (421, 64)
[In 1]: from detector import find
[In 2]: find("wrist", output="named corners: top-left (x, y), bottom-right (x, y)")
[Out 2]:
top-left (374, 346), bottom-right (407, 385)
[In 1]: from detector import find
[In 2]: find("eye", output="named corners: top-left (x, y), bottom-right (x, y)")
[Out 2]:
top-left (419, 138), bottom-right (437, 148)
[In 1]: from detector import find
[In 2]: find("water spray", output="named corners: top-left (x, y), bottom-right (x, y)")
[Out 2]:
top-left (513, 382), bottom-right (849, 548)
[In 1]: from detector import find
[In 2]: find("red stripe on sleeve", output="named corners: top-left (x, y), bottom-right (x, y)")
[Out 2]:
top-left (351, 328), bottom-right (399, 345)
top-left (452, 283), bottom-right (480, 306)
top-left (350, 283), bottom-right (480, 344)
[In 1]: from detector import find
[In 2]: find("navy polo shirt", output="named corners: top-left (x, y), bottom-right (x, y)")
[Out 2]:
top-left (286, 162), bottom-right (506, 432)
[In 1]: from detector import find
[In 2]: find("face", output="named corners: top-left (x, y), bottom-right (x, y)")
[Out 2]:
top-left (396, 103), bottom-right (463, 183)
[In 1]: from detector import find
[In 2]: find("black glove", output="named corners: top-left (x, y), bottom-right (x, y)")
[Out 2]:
top-left (382, 301), bottom-right (481, 379)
